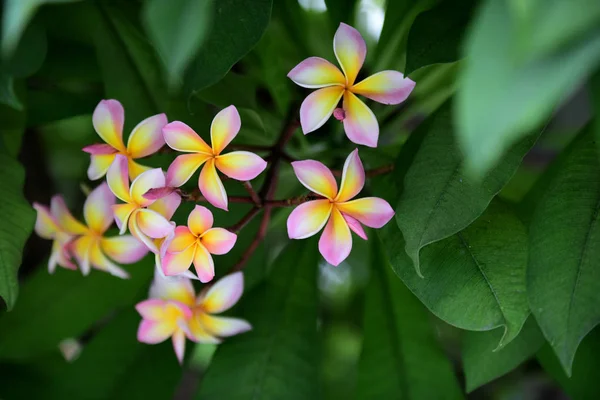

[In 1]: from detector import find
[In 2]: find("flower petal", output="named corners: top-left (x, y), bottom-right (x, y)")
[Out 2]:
top-left (166, 153), bottom-right (211, 188)
top-left (200, 228), bottom-right (237, 255)
top-left (128, 159), bottom-right (152, 180)
top-left (92, 99), bottom-right (126, 152)
top-left (299, 85), bottom-right (344, 134)
top-left (163, 121), bottom-right (212, 154)
top-left (87, 153), bottom-right (117, 181)
top-left (199, 271), bottom-right (243, 313)
top-left (106, 154), bottom-right (131, 203)
top-left (136, 208), bottom-right (174, 239)
top-left (172, 329), bottom-right (186, 364)
top-left (291, 160), bottom-right (338, 199)
top-left (333, 23), bottom-right (366, 86)
top-left (149, 270), bottom-right (196, 305)
top-left (318, 207), bottom-right (352, 266)
top-left (187, 205), bottom-right (213, 236)
top-left (33, 203), bottom-right (59, 239)
top-left (70, 236), bottom-right (94, 275)
top-left (82, 143), bottom-right (118, 155)
top-left (198, 314), bottom-right (252, 337)
top-left (147, 192), bottom-right (181, 220)
top-left (136, 299), bottom-right (166, 320)
top-left (137, 320), bottom-right (176, 344)
top-left (84, 182), bottom-right (115, 234)
top-left (210, 105), bottom-right (241, 155)
top-left (187, 314), bottom-right (222, 344)
top-left (101, 235), bottom-right (148, 264)
top-left (167, 226), bottom-right (197, 253)
top-left (335, 149), bottom-right (364, 202)
top-left (198, 159), bottom-right (228, 211)
top-left (351, 71), bottom-right (415, 105)
top-left (342, 213), bottom-right (367, 240)
top-left (162, 244), bottom-right (196, 276)
top-left (215, 151), bottom-right (267, 181)
top-left (127, 113), bottom-right (168, 158)
top-left (50, 196), bottom-right (88, 235)
top-left (288, 57), bottom-right (346, 88)
top-left (113, 203), bottom-right (138, 234)
top-left (130, 168), bottom-right (166, 207)
top-left (49, 236), bottom-right (77, 273)
top-left (129, 212), bottom-right (160, 253)
top-left (89, 240), bottom-right (129, 279)
top-left (336, 197), bottom-right (395, 228)
top-left (287, 199), bottom-right (332, 239)
top-left (192, 243), bottom-right (214, 283)
top-left (342, 91), bottom-right (379, 147)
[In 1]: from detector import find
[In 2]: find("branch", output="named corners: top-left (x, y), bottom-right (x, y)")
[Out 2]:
top-left (242, 181), bottom-right (261, 206)
top-left (331, 163), bottom-right (394, 178)
top-left (227, 207), bottom-right (262, 234)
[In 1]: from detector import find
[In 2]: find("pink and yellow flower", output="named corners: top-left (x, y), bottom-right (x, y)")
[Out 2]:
top-left (107, 154), bottom-right (177, 254)
top-left (33, 197), bottom-right (78, 273)
top-left (287, 149), bottom-right (394, 266)
top-left (162, 205), bottom-right (237, 282)
top-left (136, 271), bottom-right (251, 364)
top-left (83, 99), bottom-right (168, 180)
top-left (66, 182), bottom-right (149, 279)
top-left (288, 23), bottom-right (415, 147)
top-left (163, 105), bottom-right (267, 210)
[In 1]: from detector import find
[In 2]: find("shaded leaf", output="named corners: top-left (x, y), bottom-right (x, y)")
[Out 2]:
top-left (456, 0), bottom-right (600, 177)
top-left (462, 315), bottom-right (545, 392)
top-left (196, 240), bottom-right (319, 400)
top-left (396, 101), bottom-right (538, 277)
top-left (324, 0), bottom-right (357, 27)
top-left (356, 239), bottom-right (462, 400)
top-left (381, 200), bottom-right (529, 347)
top-left (528, 128), bottom-right (600, 375)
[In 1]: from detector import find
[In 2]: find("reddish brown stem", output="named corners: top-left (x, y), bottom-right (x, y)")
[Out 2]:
top-left (331, 163), bottom-right (395, 177)
top-left (228, 208), bottom-right (271, 273)
top-left (227, 207), bottom-right (262, 234)
top-left (242, 181), bottom-right (261, 206)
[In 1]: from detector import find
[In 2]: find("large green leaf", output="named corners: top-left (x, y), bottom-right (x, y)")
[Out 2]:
top-left (0, 262), bottom-right (153, 358)
top-left (456, 0), bottom-right (600, 177)
top-left (0, 151), bottom-right (35, 310)
top-left (184, 0), bottom-right (272, 94)
top-left (381, 200), bottom-right (529, 347)
top-left (196, 240), bottom-right (319, 400)
top-left (528, 128), bottom-right (600, 375)
top-left (142, 0), bottom-right (212, 89)
top-left (324, 0), bottom-right (357, 27)
top-left (462, 316), bottom-right (545, 392)
top-left (537, 326), bottom-right (600, 400)
top-left (396, 101), bottom-right (538, 277)
top-left (404, 0), bottom-right (477, 75)
top-left (356, 239), bottom-right (462, 400)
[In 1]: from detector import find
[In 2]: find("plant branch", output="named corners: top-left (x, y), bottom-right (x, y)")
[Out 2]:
top-left (242, 181), bottom-right (262, 206)
top-left (331, 163), bottom-right (395, 178)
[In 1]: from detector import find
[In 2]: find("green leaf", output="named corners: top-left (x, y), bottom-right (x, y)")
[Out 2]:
top-left (184, 0), bottom-right (272, 94)
top-left (196, 240), bottom-right (319, 400)
top-left (142, 0), bottom-right (213, 89)
top-left (456, 0), bottom-right (600, 177)
top-left (356, 239), bottom-right (463, 400)
top-left (324, 0), bottom-right (357, 27)
top-left (381, 200), bottom-right (529, 347)
top-left (537, 326), bottom-right (600, 400)
top-left (0, 151), bottom-right (35, 310)
top-left (396, 101), bottom-right (538, 277)
top-left (528, 127), bottom-right (600, 376)
top-left (0, 72), bottom-right (22, 110)
top-left (0, 263), bottom-right (153, 358)
top-left (404, 0), bottom-right (477, 75)
top-left (462, 315), bottom-right (545, 392)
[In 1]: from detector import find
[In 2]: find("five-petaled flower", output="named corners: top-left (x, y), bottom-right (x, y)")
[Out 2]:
top-left (288, 23), bottom-right (415, 147)
top-left (287, 149), bottom-right (394, 266)
top-left (107, 154), bottom-right (178, 254)
top-left (136, 271), bottom-right (251, 364)
top-left (84, 99), bottom-right (168, 180)
top-left (163, 205), bottom-right (237, 282)
top-left (163, 105), bottom-right (267, 211)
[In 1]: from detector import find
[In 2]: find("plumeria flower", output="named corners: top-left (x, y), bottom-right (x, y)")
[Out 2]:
top-left (163, 105), bottom-right (267, 210)
top-left (136, 270), bottom-right (251, 364)
top-left (83, 99), bottom-right (168, 180)
top-left (162, 205), bottom-right (237, 282)
top-left (287, 149), bottom-right (394, 266)
top-left (67, 182), bottom-right (149, 279)
top-left (107, 154), bottom-right (177, 254)
top-left (33, 197), bottom-right (78, 273)
top-left (288, 23), bottom-right (415, 147)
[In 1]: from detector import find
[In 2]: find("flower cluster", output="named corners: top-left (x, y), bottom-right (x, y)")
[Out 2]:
top-left (33, 23), bottom-right (412, 362)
